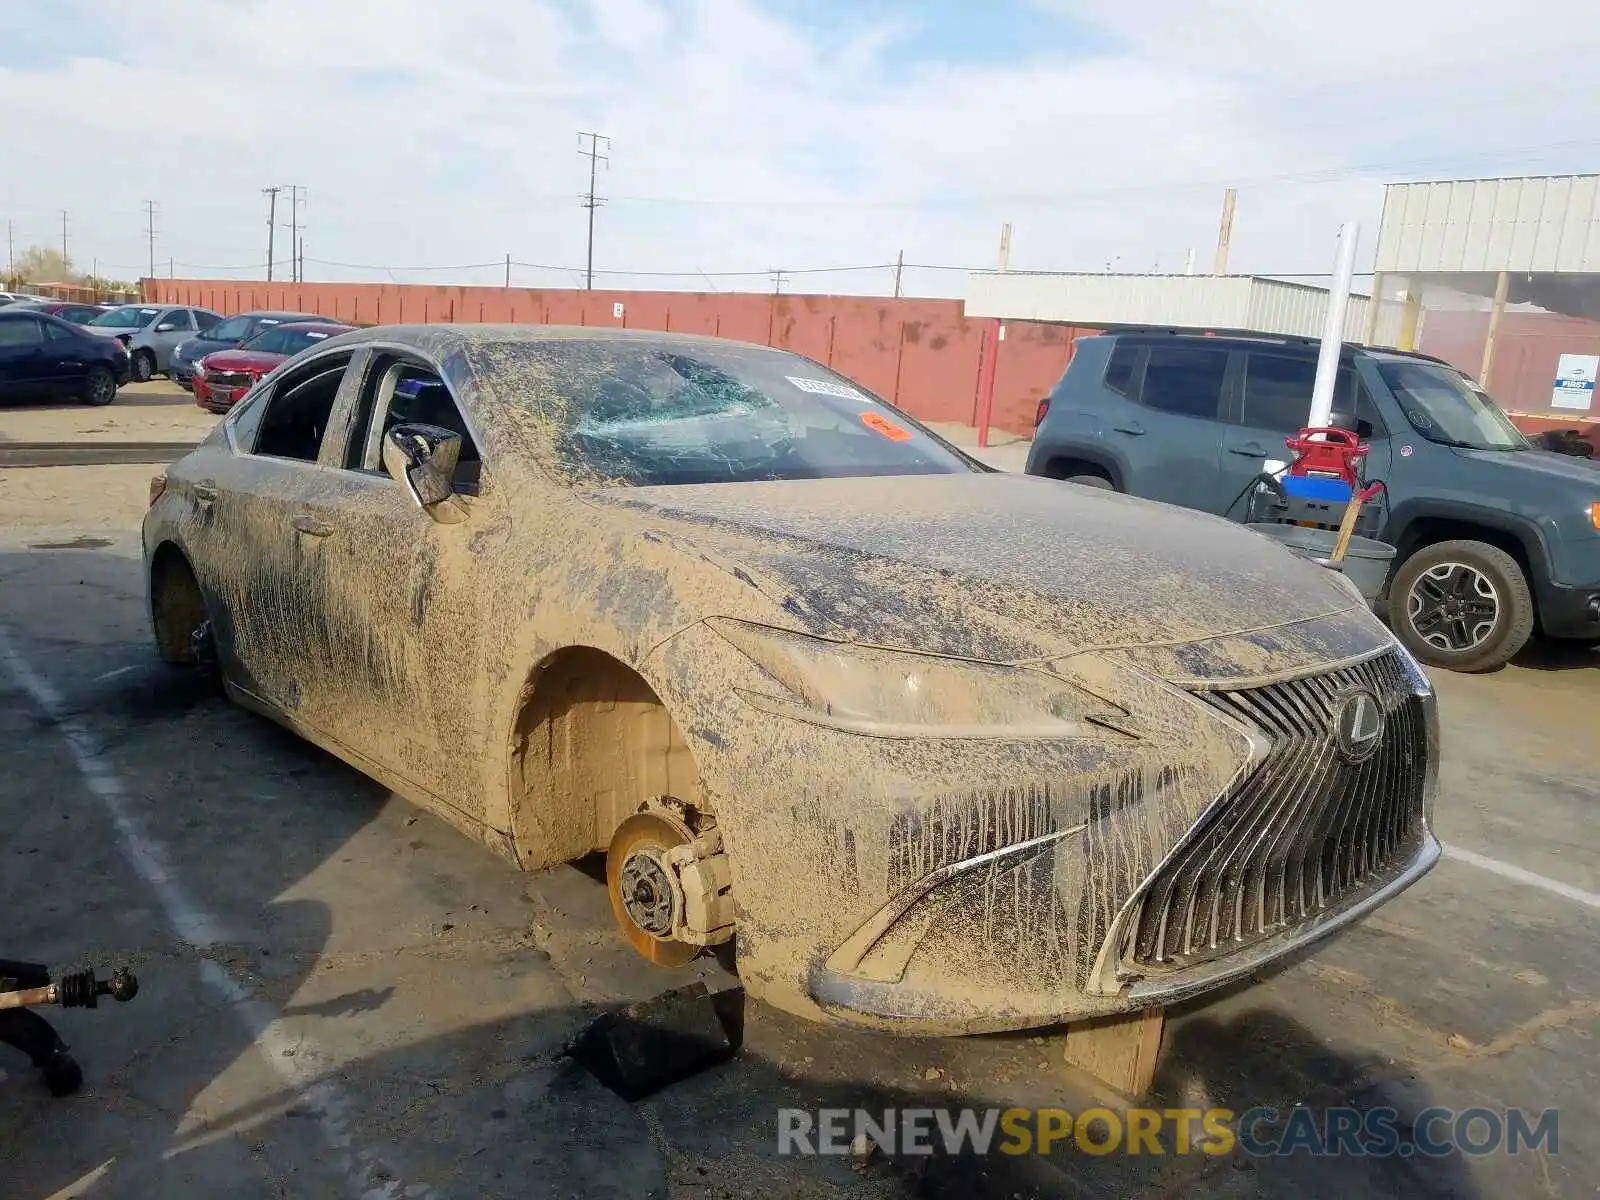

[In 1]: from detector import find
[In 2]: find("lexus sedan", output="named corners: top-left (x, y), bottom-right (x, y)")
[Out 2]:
top-left (0, 308), bottom-right (130, 405)
top-left (142, 325), bottom-right (1440, 1036)
top-left (171, 309), bottom-right (325, 389)
top-left (192, 320), bottom-right (354, 412)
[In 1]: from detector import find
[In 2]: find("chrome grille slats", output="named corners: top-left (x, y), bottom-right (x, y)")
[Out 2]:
top-left (1125, 650), bottom-right (1428, 970)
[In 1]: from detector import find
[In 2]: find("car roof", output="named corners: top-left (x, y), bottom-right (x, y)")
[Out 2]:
top-left (240, 310), bottom-right (324, 321)
top-left (259, 320), bottom-right (354, 335)
top-left (1085, 328), bottom-right (1455, 368)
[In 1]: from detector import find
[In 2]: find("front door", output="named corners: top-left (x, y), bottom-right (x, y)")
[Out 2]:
top-left (0, 316), bottom-right (47, 400)
top-left (297, 348), bottom-right (494, 819)
top-left (1221, 351), bottom-right (1393, 523)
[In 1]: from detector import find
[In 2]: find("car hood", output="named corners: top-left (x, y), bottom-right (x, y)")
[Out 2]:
top-left (176, 336), bottom-right (227, 360)
top-left (84, 324), bottom-right (146, 338)
top-left (1451, 444), bottom-right (1600, 482)
top-left (593, 472), bottom-right (1368, 663)
top-left (202, 349), bottom-right (287, 373)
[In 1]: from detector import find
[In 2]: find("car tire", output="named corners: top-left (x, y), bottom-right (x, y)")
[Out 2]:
top-left (83, 364), bottom-right (117, 406)
top-left (1065, 473), bottom-right (1114, 490)
top-left (131, 349), bottom-right (155, 383)
top-left (1389, 539), bottom-right (1534, 673)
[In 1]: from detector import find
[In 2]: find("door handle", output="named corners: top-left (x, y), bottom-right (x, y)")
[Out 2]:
top-left (192, 482), bottom-right (218, 503)
top-left (1112, 421), bottom-right (1146, 436)
top-left (1228, 443), bottom-right (1268, 457)
top-left (292, 515), bottom-right (334, 538)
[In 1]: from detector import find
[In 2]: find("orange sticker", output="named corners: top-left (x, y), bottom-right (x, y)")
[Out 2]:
top-left (860, 411), bottom-right (912, 442)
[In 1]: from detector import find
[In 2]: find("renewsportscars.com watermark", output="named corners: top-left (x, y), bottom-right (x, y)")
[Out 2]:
top-left (778, 1105), bottom-right (1559, 1159)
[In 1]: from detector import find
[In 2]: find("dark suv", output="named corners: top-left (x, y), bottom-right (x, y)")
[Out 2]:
top-left (1026, 331), bottom-right (1600, 672)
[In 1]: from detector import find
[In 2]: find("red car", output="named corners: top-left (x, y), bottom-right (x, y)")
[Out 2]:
top-left (193, 321), bottom-right (354, 413)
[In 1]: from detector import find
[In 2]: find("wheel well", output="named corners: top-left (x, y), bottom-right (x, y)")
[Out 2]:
top-left (509, 647), bottom-right (705, 873)
top-left (149, 543), bottom-right (205, 663)
top-left (1041, 455), bottom-right (1116, 487)
top-left (1392, 517), bottom-right (1537, 613)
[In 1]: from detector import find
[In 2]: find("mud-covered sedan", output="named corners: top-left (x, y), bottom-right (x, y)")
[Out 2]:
top-left (142, 325), bottom-right (1440, 1036)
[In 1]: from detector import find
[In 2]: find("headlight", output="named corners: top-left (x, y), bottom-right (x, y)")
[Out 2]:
top-left (173, 341), bottom-right (188, 358)
top-left (708, 617), bottom-right (1134, 740)
top-left (193, 361), bottom-right (206, 378)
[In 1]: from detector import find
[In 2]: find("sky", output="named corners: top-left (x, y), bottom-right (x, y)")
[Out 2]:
top-left (2, 0), bottom-right (1597, 296)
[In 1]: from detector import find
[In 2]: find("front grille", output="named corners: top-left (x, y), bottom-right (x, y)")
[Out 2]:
top-left (1124, 650), bottom-right (1428, 970)
top-left (207, 371), bottom-right (253, 389)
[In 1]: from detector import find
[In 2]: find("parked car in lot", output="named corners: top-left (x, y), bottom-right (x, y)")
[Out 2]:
top-left (170, 309), bottom-right (325, 389)
top-left (84, 304), bottom-right (222, 383)
top-left (0, 291), bottom-right (39, 306)
top-left (6, 299), bottom-right (115, 325)
top-left (192, 320), bottom-right (354, 412)
top-left (1027, 330), bottom-right (1600, 673)
top-left (0, 308), bottom-right (130, 405)
top-left (144, 324), bottom-right (1439, 1036)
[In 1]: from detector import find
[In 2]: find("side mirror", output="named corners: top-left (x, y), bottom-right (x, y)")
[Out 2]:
top-left (382, 422), bottom-right (467, 522)
top-left (155, 322), bottom-right (176, 333)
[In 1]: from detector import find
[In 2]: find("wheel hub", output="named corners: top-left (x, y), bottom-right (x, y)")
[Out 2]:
top-left (1408, 562), bottom-right (1499, 652)
top-left (619, 850), bottom-right (677, 937)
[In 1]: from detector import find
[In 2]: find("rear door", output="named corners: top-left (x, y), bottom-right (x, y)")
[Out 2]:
top-left (41, 318), bottom-right (92, 396)
top-left (184, 348), bottom-right (364, 721)
top-left (1223, 352), bottom-right (1394, 521)
top-left (150, 307), bottom-right (196, 368)
top-left (1114, 341), bottom-right (1234, 511)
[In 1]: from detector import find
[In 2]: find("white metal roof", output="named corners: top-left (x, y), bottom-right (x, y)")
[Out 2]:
top-left (964, 271), bottom-right (1395, 343)
top-left (1374, 175), bottom-right (1600, 275)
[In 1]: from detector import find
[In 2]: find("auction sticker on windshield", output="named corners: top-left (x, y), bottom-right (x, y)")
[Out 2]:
top-left (860, 411), bottom-right (912, 442)
top-left (787, 376), bottom-right (869, 402)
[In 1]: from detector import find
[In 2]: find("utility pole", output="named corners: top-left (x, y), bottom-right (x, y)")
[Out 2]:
top-left (892, 249), bottom-right (904, 298)
top-left (577, 131), bottom-right (610, 290)
top-left (262, 187), bottom-right (281, 282)
top-left (143, 200), bottom-right (159, 279)
top-left (1213, 188), bottom-right (1237, 275)
top-left (6, 219), bottom-right (13, 281)
top-left (298, 238), bottom-right (305, 285)
top-left (771, 269), bottom-right (787, 294)
top-left (169, 257), bottom-right (174, 278)
top-left (997, 223), bottom-right (1012, 272)
top-left (60, 210), bottom-right (70, 269)
top-left (279, 185), bottom-right (305, 282)
top-left (504, 253), bottom-right (511, 289)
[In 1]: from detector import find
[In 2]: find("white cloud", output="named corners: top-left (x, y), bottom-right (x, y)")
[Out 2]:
top-left (1, 0), bottom-right (1596, 294)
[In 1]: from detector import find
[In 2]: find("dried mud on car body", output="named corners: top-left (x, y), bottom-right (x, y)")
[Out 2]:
top-left (145, 325), bottom-right (1431, 1036)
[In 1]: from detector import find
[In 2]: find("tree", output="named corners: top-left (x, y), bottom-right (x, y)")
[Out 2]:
top-left (10, 245), bottom-right (74, 284)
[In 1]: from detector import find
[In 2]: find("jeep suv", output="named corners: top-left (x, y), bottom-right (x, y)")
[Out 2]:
top-left (1026, 331), bottom-right (1600, 672)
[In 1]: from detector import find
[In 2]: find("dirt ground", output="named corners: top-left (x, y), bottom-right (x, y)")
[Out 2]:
top-left (0, 386), bottom-right (1596, 1198)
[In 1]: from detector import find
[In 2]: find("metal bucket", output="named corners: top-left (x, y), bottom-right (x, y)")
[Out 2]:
top-left (1247, 523), bottom-right (1397, 608)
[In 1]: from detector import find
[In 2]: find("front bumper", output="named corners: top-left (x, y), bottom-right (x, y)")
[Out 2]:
top-left (1537, 576), bottom-right (1600, 639)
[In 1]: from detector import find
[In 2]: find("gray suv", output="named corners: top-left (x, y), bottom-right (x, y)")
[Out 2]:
top-left (1026, 331), bottom-right (1600, 672)
top-left (84, 304), bottom-right (221, 383)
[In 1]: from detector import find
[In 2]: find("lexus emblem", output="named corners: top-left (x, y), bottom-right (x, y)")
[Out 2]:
top-left (1333, 689), bottom-right (1384, 761)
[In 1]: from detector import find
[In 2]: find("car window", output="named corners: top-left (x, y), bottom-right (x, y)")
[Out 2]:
top-left (1241, 353), bottom-right (1387, 438)
top-left (242, 326), bottom-right (340, 357)
top-left (1138, 346), bottom-right (1229, 419)
top-left (0, 316), bottom-right (44, 348)
top-left (208, 316), bottom-right (253, 342)
top-left (194, 310), bottom-right (220, 331)
top-left (249, 353), bottom-right (355, 462)
top-left (44, 320), bottom-right (76, 343)
top-left (346, 354), bottom-right (484, 495)
top-left (1103, 342), bottom-right (1142, 397)
top-left (88, 306), bottom-right (159, 329)
top-left (61, 306), bottom-right (96, 322)
top-left (1376, 360), bottom-right (1528, 452)
top-left (160, 309), bottom-right (195, 332)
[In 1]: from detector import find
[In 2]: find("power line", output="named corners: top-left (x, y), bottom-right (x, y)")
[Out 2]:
top-left (577, 131), bottom-right (609, 290)
top-left (281, 185), bottom-right (306, 283)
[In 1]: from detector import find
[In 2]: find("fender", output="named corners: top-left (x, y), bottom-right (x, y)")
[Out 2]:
top-left (1033, 441), bottom-right (1128, 491)
top-left (1383, 498), bottom-right (1552, 580)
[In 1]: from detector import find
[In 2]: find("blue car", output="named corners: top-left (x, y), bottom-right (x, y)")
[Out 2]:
top-left (0, 308), bottom-right (130, 405)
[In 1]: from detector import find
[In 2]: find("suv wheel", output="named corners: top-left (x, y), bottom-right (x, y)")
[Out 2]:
top-left (131, 349), bottom-right (155, 383)
top-left (1390, 540), bottom-right (1534, 673)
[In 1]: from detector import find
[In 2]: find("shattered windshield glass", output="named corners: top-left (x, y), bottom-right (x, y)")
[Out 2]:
top-left (483, 340), bottom-right (984, 486)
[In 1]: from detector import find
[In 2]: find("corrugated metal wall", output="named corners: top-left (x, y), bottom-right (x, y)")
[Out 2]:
top-left (1376, 176), bottom-right (1600, 274)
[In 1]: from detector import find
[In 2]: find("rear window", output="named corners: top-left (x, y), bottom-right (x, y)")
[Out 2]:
top-left (1139, 346), bottom-right (1228, 419)
top-left (1104, 343), bottom-right (1141, 396)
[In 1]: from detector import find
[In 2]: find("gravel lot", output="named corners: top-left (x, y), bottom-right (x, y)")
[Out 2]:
top-left (0, 384), bottom-right (1595, 1198)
